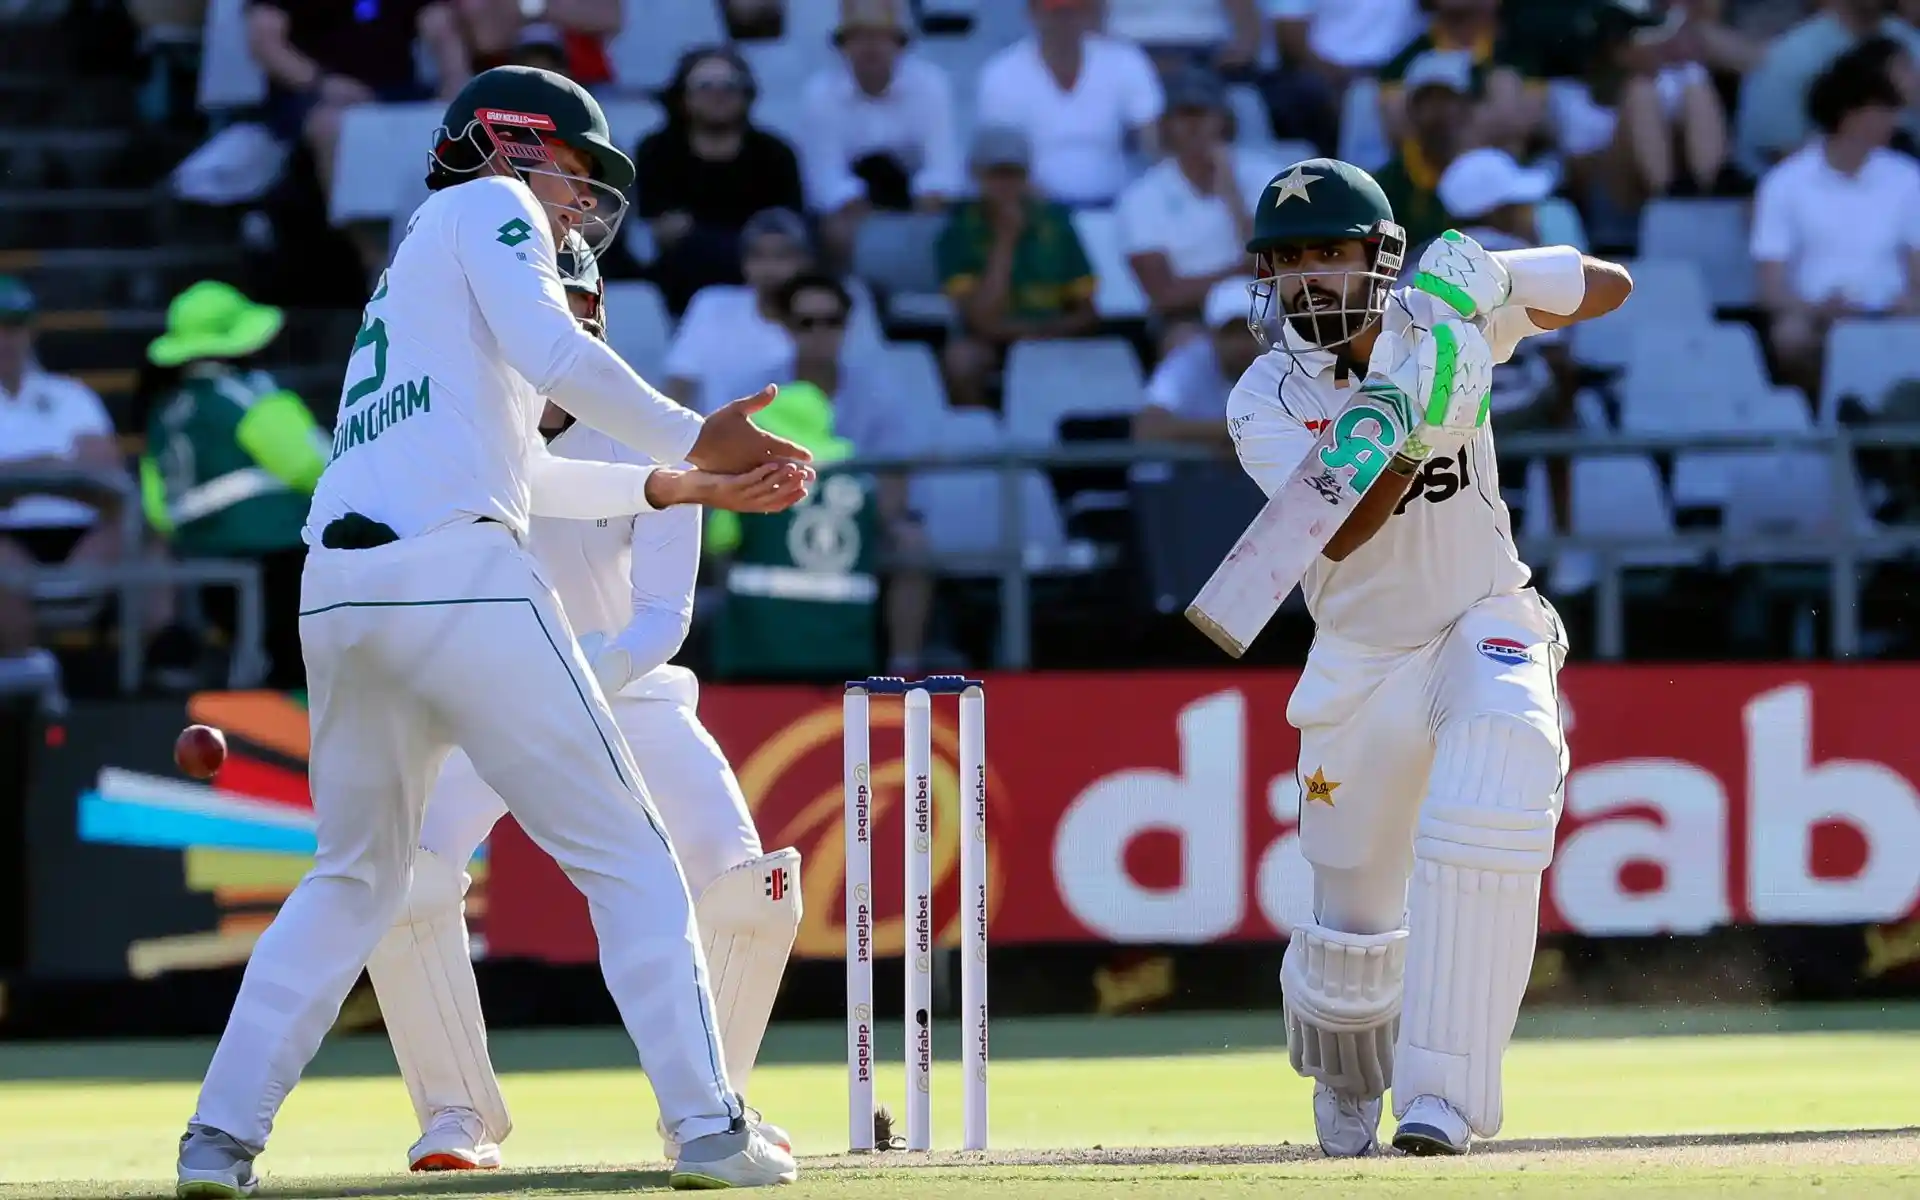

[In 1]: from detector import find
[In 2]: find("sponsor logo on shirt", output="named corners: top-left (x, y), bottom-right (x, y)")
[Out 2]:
top-left (1477, 636), bottom-right (1531, 666)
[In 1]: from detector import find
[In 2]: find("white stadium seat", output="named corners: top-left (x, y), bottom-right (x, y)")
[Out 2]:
top-left (1818, 318), bottom-right (1920, 424)
top-left (606, 0), bottom-right (725, 92)
top-left (197, 0), bottom-right (265, 112)
top-left (878, 342), bottom-right (949, 449)
top-left (1638, 199), bottom-right (1756, 310)
top-left (1070, 209), bottom-right (1149, 320)
top-left (1003, 338), bottom-right (1145, 446)
top-left (907, 408), bottom-right (1068, 572)
top-left (1228, 85), bottom-right (1273, 147)
top-left (1337, 77), bottom-right (1389, 173)
top-left (602, 281), bottom-right (674, 383)
top-left (1571, 258), bottom-right (1711, 368)
top-left (330, 102), bottom-right (441, 225)
top-left (1621, 322), bottom-right (1768, 436)
top-left (1569, 455), bottom-right (1702, 568)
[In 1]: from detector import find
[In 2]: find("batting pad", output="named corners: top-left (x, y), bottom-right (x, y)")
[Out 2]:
top-left (1281, 920), bottom-right (1410, 1099)
top-left (366, 848), bottom-right (511, 1142)
top-left (1395, 715), bottom-right (1560, 1138)
top-left (696, 847), bottom-right (803, 1095)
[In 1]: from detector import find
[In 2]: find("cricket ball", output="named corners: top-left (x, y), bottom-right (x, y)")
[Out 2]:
top-left (174, 724), bottom-right (228, 780)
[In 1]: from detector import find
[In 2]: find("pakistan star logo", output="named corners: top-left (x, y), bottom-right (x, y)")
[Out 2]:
top-left (496, 217), bottom-right (534, 246)
top-left (1303, 767), bottom-right (1341, 806)
top-left (1268, 165), bottom-right (1322, 207)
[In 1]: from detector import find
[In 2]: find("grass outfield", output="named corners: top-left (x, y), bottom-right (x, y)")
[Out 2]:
top-left (2, 1008), bottom-right (1918, 1197)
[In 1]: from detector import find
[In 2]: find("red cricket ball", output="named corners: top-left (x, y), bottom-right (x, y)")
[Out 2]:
top-left (174, 724), bottom-right (228, 780)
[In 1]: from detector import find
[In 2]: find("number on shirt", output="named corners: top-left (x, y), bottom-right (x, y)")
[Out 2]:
top-left (343, 272), bottom-right (391, 409)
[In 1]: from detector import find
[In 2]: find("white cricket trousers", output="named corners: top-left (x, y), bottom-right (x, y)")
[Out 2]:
top-left (189, 520), bottom-right (739, 1151)
top-left (423, 677), bottom-right (763, 896)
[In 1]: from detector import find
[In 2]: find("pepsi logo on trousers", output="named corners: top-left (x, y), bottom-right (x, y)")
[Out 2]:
top-left (1477, 637), bottom-right (1532, 666)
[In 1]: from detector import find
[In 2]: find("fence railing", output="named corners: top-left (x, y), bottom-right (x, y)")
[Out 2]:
top-left (0, 468), bottom-right (267, 692)
top-left (822, 425), bottom-right (1920, 665)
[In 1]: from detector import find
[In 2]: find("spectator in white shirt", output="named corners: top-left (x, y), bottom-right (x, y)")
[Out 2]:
top-left (1104, 0), bottom-right (1264, 77)
top-left (802, 0), bottom-right (963, 267)
top-left (0, 278), bottom-right (128, 664)
top-left (1132, 276), bottom-right (1260, 458)
top-left (1753, 51), bottom-right (1920, 397)
top-left (1734, 0), bottom-right (1920, 175)
top-left (975, 0), bottom-right (1166, 207)
top-left (1116, 67), bottom-right (1265, 344)
top-left (1266, 0), bottom-right (1422, 153)
top-left (664, 209), bottom-right (817, 414)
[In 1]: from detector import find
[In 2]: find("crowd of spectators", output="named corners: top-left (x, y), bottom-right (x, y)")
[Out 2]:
top-left (10, 0), bottom-right (1920, 692)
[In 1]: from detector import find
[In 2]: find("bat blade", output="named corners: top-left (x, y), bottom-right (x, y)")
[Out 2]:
top-left (1185, 420), bottom-right (1367, 657)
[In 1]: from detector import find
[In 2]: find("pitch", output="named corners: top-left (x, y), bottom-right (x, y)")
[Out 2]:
top-left (3, 1008), bottom-right (1917, 1197)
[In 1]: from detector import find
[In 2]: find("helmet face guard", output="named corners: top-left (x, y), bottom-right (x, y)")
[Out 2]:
top-left (433, 107), bottom-right (630, 262)
top-left (1246, 221), bottom-right (1407, 354)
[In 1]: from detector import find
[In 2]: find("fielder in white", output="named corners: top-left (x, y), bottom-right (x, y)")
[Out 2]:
top-left (1226, 159), bottom-right (1630, 1156)
top-left (370, 238), bottom-right (804, 1174)
top-left (176, 66), bottom-right (813, 1196)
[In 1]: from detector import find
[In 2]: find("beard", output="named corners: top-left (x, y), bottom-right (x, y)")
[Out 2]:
top-left (1284, 286), bottom-right (1372, 348)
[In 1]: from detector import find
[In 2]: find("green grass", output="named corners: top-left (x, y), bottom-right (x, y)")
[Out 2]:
top-left (1, 1010), bottom-right (1917, 1197)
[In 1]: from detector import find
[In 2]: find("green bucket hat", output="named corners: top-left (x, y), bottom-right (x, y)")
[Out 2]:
top-left (147, 281), bottom-right (285, 367)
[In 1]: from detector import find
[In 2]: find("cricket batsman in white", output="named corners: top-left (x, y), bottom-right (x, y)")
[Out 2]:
top-left (1226, 159), bottom-right (1630, 1156)
top-left (176, 66), bottom-right (813, 1194)
top-left (369, 237), bottom-right (803, 1173)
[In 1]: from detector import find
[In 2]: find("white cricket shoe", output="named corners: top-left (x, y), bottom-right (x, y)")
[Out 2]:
top-left (408, 1108), bottom-right (502, 1172)
top-left (668, 1114), bottom-right (798, 1189)
top-left (1312, 1082), bottom-right (1382, 1157)
top-left (1392, 1094), bottom-right (1472, 1156)
top-left (661, 1108), bottom-right (791, 1163)
top-left (175, 1125), bottom-right (259, 1198)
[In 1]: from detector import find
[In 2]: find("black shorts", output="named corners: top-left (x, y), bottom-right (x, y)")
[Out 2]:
top-left (0, 526), bottom-right (85, 565)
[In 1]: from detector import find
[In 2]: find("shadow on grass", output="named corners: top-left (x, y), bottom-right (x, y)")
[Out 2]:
top-left (30, 1167), bottom-right (673, 1200)
top-left (6, 1004), bottom-right (1920, 1084)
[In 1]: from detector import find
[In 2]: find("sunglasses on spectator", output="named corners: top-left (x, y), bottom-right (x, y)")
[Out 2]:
top-left (790, 311), bottom-right (848, 330)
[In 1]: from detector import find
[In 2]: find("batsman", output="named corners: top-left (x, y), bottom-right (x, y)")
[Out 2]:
top-left (1224, 160), bottom-right (1630, 1156)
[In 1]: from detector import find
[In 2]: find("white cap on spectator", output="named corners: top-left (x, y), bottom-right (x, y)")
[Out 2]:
top-left (1401, 50), bottom-right (1474, 97)
top-left (1437, 148), bottom-right (1556, 221)
top-left (1205, 277), bottom-right (1252, 329)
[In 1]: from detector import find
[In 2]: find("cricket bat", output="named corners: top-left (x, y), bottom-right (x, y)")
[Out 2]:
top-left (1186, 387), bottom-right (1417, 658)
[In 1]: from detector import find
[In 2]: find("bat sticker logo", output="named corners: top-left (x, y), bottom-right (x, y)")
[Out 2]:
top-left (1307, 470), bottom-right (1343, 505)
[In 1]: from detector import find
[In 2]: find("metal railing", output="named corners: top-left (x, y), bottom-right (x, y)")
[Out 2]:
top-left (823, 425), bottom-right (1920, 666)
top-left (0, 468), bottom-right (267, 692)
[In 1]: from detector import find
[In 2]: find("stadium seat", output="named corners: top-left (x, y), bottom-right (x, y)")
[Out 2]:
top-left (603, 99), bottom-right (665, 161)
top-left (1670, 383), bottom-right (1812, 514)
top-left (1638, 199), bottom-right (1756, 310)
top-left (877, 342), bottom-right (949, 449)
top-left (1534, 197), bottom-right (1589, 252)
top-left (331, 102), bottom-right (441, 225)
top-left (1818, 318), bottom-right (1920, 424)
top-left (740, 41), bottom-right (824, 147)
top-left (1069, 209), bottom-right (1149, 320)
top-left (852, 211), bottom-right (953, 327)
top-left (1228, 85), bottom-right (1273, 147)
top-left (1570, 259), bottom-right (1712, 368)
top-left (602, 281), bottom-right (674, 384)
top-left (1569, 455), bottom-right (1702, 567)
top-left (1337, 78), bottom-right (1390, 173)
top-left (1620, 322), bottom-right (1767, 436)
top-left (907, 407), bottom-right (1069, 571)
top-left (1003, 338), bottom-right (1145, 446)
top-left (197, 0), bottom-right (265, 113)
top-left (606, 0), bottom-right (726, 91)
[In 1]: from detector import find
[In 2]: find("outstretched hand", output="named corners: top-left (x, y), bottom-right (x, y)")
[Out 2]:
top-left (687, 385), bottom-right (816, 475)
top-left (643, 462), bottom-right (814, 512)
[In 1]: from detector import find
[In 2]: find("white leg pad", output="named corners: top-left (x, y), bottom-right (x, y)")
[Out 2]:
top-left (696, 847), bottom-right (803, 1095)
top-left (1394, 715), bottom-right (1561, 1139)
top-left (365, 848), bottom-right (511, 1143)
top-left (1281, 920), bottom-right (1409, 1099)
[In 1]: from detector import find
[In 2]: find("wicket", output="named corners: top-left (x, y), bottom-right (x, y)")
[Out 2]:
top-left (843, 675), bottom-right (989, 1152)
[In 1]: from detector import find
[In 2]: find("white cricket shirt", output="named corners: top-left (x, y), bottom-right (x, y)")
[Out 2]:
top-left (1750, 142), bottom-right (1920, 313)
top-left (1226, 290), bottom-right (1541, 649)
top-left (975, 35), bottom-right (1164, 207)
top-left (531, 420), bottom-right (701, 704)
top-left (306, 175), bottom-right (705, 544)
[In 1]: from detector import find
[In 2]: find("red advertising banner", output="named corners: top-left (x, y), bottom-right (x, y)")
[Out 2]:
top-left (485, 666), bottom-right (1920, 963)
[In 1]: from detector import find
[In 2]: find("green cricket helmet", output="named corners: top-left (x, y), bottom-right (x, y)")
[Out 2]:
top-left (433, 66), bottom-right (634, 261)
top-left (1245, 158), bottom-right (1407, 353)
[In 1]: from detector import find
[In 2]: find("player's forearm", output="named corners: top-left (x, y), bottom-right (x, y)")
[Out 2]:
top-left (1491, 248), bottom-right (1632, 331)
top-left (527, 452), bottom-right (661, 518)
top-left (608, 604), bottom-right (693, 681)
top-left (543, 336), bottom-right (706, 465)
top-left (1323, 454), bottom-right (1419, 562)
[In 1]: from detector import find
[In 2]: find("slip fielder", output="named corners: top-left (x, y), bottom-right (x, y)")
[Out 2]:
top-left (1224, 159), bottom-right (1630, 1156)
top-left (367, 239), bottom-right (803, 1173)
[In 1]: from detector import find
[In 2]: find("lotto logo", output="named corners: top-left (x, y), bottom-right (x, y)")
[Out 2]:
top-left (1477, 637), bottom-right (1531, 666)
top-left (766, 869), bottom-right (787, 901)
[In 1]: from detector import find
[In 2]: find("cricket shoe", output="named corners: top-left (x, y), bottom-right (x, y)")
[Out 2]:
top-left (408, 1108), bottom-right (502, 1171)
top-left (661, 1106), bottom-right (791, 1163)
top-left (1312, 1083), bottom-right (1382, 1157)
top-left (1392, 1094), bottom-right (1472, 1156)
top-left (668, 1113), bottom-right (798, 1189)
top-left (175, 1124), bottom-right (259, 1198)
